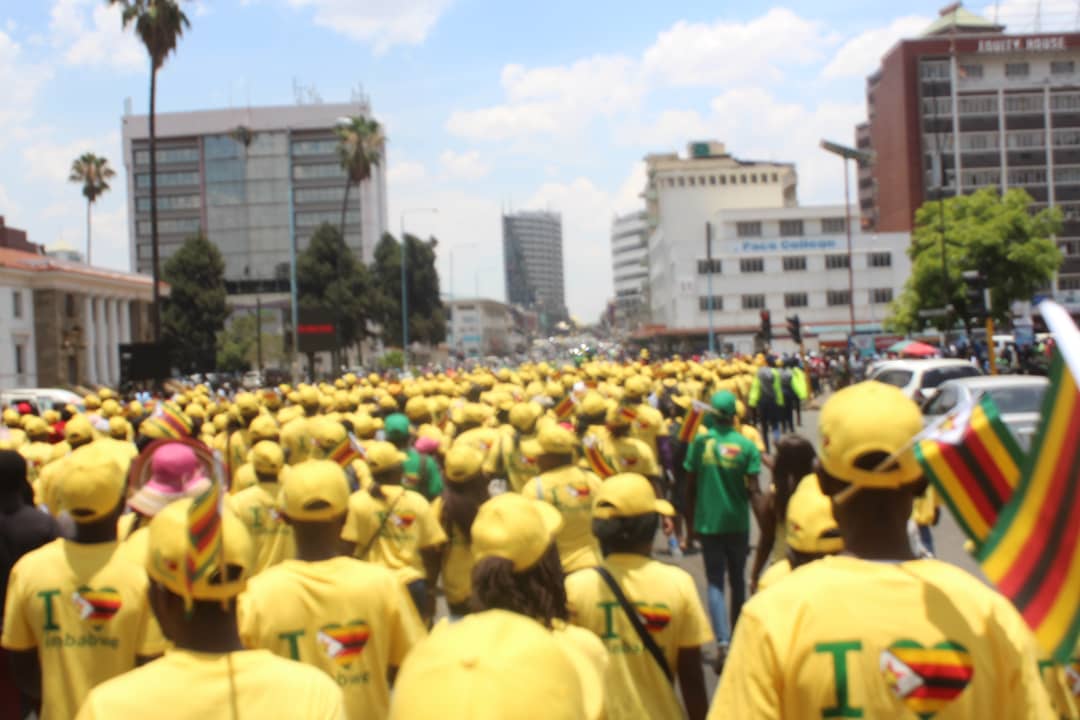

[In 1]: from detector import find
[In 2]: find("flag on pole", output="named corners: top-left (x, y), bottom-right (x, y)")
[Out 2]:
top-left (978, 300), bottom-right (1080, 663)
top-left (678, 400), bottom-right (711, 443)
top-left (330, 433), bottom-right (366, 467)
top-left (185, 478), bottom-right (223, 611)
top-left (582, 436), bottom-right (616, 479)
top-left (553, 395), bottom-right (576, 421)
top-left (618, 405), bottom-right (638, 423)
top-left (913, 393), bottom-right (1023, 547)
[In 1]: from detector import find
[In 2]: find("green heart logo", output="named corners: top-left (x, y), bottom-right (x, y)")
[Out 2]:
top-left (317, 619), bottom-right (370, 667)
top-left (880, 640), bottom-right (974, 719)
top-left (72, 586), bottom-right (122, 626)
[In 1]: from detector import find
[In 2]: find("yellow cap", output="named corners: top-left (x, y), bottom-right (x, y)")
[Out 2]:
top-left (508, 402), bottom-right (543, 432)
top-left (389, 610), bottom-right (587, 720)
top-left (819, 382), bottom-right (924, 488)
top-left (577, 391), bottom-right (607, 418)
top-left (444, 444), bottom-right (485, 483)
top-left (365, 441), bottom-right (407, 474)
top-left (535, 424), bottom-right (579, 455)
top-left (233, 392), bottom-right (257, 415)
top-left (404, 397), bottom-right (431, 422)
top-left (279, 460), bottom-right (350, 521)
top-left (604, 403), bottom-right (632, 429)
top-left (23, 416), bottom-right (49, 439)
top-left (472, 493), bottom-right (563, 572)
top-left (58, 446), bottom-right (125, 522)
top-left (146, 497), bottom-right (253, 602)
top-left (64, 415), bottom-right (95, 445)
top-left (592, 473), bottom-right (675, 519)
top-left (299, 386), bottom-right (321, 408)
top-left (786, 474), bottom-right (844, 555)
top-left (84, 394), bottom-right (101, 410)
top-left (251, 441), bottom-right (284, 476)
top-left (99, 399), bottom-right (121, 418)
top-left (108, 416), bottom-right (131, 440)
top-left (248, 414), bottom-right (279, 442)
top-left (2, 408), bottom-right (19, 426)
top-left (308, 418), bottom-right (346, 459)
top-left (452, 403), bottom-right (492, 427)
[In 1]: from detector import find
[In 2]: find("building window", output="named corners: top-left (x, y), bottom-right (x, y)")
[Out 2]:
top-left (736, 221), bottom-right (762, 237)
top-left (719, 175), bottom-right (727, 185)
top-left (709, 175), bottom-right (717, 185)
top-left (782, 256), bottom-right (807, 272)
top-left (825, 254), bottom-right (850, 270)
top-left (1061, 240), bottom-right (1080, 256)
top-left (821, 217), bottom-right (846, 233)
top-left (742, 294), bottom-right (766, 310)
top-left (959, 95), bottom-right (998, 115)
top-left (677, 177), bottom-right (685, 187)
top-left (740, 257), bottom-right (765, 273)
top-left (133, 147), bottom-right (200, 166)
top-left (871, 288), bottom-right (894, 304)
top-left (1008, 168), bottom-right (1047, 185)
top-left (827, 290), bottom-right (851, 306)
top-left (291, 139), bottom-right (338, 156)
top-left (135, 194), bottom-right (202, 212)
top-left (740, 175), bottom-right (747, 184)
top-left (1052, 60), bottom-right (1075, 75)
top-left (1059, 276), bottom-right (1080, 290)
top-left (784, 292), bottom-right (808, 308)
top-left (920, 60), bottom-right (949, 80)
top-left (135, 171), bottom-right (199, 189)
top-left (1005, 62), bottom-right (1030, 78)
top-left (960, 63), bottom-right (983, 79)
top-left (1004, 94), bottom-right (1041, 113)
top-left (771, 172), bottom-right (779, 182)
top-left (67, 356), bottom-right (77, 385)
top-left (779, 219), bottom-right (804, 237)
top-left (697, 259), bottom-right (722, 274)
top-left (14, 344), bottom-right (23, 376)
top-left (11, 291), bottom-right (21, 319)
top-left (65, 294), bottom-right (76, 318)
top-left (869, 252), bottom-right (892, 268)
top-left (688, 177), bottom-right (696, 186)
top-left (699, 296), bottom-right (723, 311)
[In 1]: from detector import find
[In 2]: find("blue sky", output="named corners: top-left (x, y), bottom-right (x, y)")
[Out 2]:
top-left (0, 0), bottom-right (1071, 321)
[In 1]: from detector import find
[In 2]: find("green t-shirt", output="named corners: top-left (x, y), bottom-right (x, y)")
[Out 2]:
top-left (683, 425), bottom-right (761, 534)
top-left (403, 447), bottom-right (443, 500)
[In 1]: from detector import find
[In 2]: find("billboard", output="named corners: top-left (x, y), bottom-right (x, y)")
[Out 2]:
top-left (297, 309), bottom-right (337, 353)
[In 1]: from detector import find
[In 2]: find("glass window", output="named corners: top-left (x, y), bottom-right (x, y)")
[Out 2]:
top-left (924, 385), bottom-right (959, 415)
top-left (1005, 62), bottom-right (1030, 78)
top-left (1052, 92), bottom-right (1080, 111)
top-left (296, 210), bottom-right (360, 228)
top-left (920, 60), bottom-right (949, 80)
top-left (740, 257), bottom-right (764, 273)
top-left (136, 194), bottom-right (201, 212)
top-left (14, 344), bottom-right (23, 376)
top-left (137, 217), bottom-right (201, 235)
top-left (869, 252), bottom-right (892, 268)
top-left (1006, 130), bottom-right (1045, 149)
top-left (825, 254), bottom-right (849, 270)
top-left (688, 177), bottom-right (696, 187)
top-left (293, 163), bottom-right (346, 180)
top-left (1059, 276), bottom-right (1080, 290)
top-left (871, 288), bottom-right (894, 304)
top-left (11, 291), bottom-right (21, 319)
top-left (698, 296), bottom-right (722, 311)
top-left (65, 294), bottom-right (75, 318)
top-left (736, 221), bottom-right (762, 237)
top-left (960, 63), bottom-right (983, 79)
top-left (921, 366), bottom-right (980, 389)
top-left (204, 134), bottom-right (242, 160)
top-left (1055, 167), bottom-right (1080, 184)
top-left (135, 171), bottom-right (199, 189)
top-left (782, 256), bottom-right (806, 272)
top-left (959, 95), bottom-right (998, 115)
top-left (1004, 94), bottom-right (1042, 113)
top-left (1055, 129), bottom-right (1080, 147)
top-left (697, 259), bottom-right (722, 275)
top-left (1007, 168), bottom-right (1047, 185)
top-left (874, 369), bottom-right (914, 389)
top-left (741, 294), bottom-right (765, 310)
top-left (1052, 60), bottom-right (1075, 75)
top-left (827, 289), bottom-right (851, 306)
top-left (987, 385), bottom-right (1046, 414)
top-left (291, 138), bottom-right (338, 156)
top-left (921, 96), bottom-right (952, 115)
top-left (779, 219), bottom-right (804, 237)
top-left (821, 218), bottom-right (846, 233)
top-left (133, 147), bottom-right (200, 166)
top-left (784, 292), bottom-right (808, 308)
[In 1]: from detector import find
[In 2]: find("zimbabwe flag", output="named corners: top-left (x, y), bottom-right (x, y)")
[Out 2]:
top-left (330, 433), bottom-right (365, 467)
top-left (914, 393), bottom-right (1023, 547)
top-left (582, 437), bottom-right (616, 479)
top-left (678, 401), bottom-right (709, 443)
top-left (185, 478), bottom-right (223, 608)
top-left (553, 396), bottom-right (576, 421)
top-left (978, 300), bottom-right (1080, 663)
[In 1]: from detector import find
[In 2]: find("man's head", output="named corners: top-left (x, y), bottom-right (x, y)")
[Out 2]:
top-left (365, 441), bottom-right (407, 486)
top-left (785, 474), bottom-right (844, 568)
top-left (604, 404), bottom-right (632, 438)
top-left (0, 450), bottom-right (30, 504)
top-left (522, 424), bottom-right (579, 472)
top-left (383, 413), bottom-right (412, 449)
top-left (278, 460), bottom-right (351, 558)
top-left (59, 446), bottom-right (127, 534)
top-left (64, 415), bottom-right (95, 450)
top-left (251, 441), bottom-right (285, 482)
top-left (709, 390), bottom-right (737, 428)
top-left (591, 473), bottom-right (674, 555)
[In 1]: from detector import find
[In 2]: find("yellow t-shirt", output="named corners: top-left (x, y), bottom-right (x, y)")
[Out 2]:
top-left (228, 482), bottom-right (296, 576)
top-left (502, 432), bottom-right (540, 493)
top-left (429, 496), bottom-right (474, 606)
top-left (552, 619), bottom-right (610, 720)
top-left (1, 538), bottom-right (168, 720)
top-left (1038, 648), bottom-right (1079, 719)
top-left (739, 423), bottom-right (767, 453)
top-left (231, 462), bottom-right (258, 494)
top-left (606, 436), bottom-right (660, 478)
top-left (226, 429), bottom-right (252, 482)
top-left (238, 556), bottom-right (426, 720)
top-left (630, 403), bottom-right (665, 460)
top-left (522, 466), bottom-right (602, 573)
top-left (708, 555), bottom-right (1055, 719)
top-left (341, 486), bottom-right (447, 584)
top-left (565, 553), bottom-right (713, 720)
top-left (281, 416), bottom-right (314, 465)
top-left (75, 648), bottom-right (345, 720)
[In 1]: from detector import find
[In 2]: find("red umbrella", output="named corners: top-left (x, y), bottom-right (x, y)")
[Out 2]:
top-left (900, 341), bottom-right (939, 358)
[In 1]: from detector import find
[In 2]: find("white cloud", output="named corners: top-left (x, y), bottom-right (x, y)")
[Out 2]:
top-left (981, 0), bottom-right (1078, 32)
top-left (612, 162), bottom-right (647, 216)
top-left (439, 150), bottom-right (489, 180)
top-left (0, 184), bottom-right (19, 220)
top-left (387, 160), bottom-right (428, 186)
top-left (822, 15), bottom-right (930, 79)
top-left (49, 0), bottom-right (145, 73)
top-left (615, 109), bottom-right (714, 149)
top-left (0, 30), bottom-right (52, 146)
top-left (286, 0), bottom-right (452, 54)
top-left (21, 130), bottom-right (123, 185)
top-left (642, 9), bottom-right (836, 87)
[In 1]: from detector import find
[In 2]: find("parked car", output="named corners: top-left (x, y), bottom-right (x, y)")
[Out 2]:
top-left (921, 375), bottom-right (1048, 451)
top-left (0, 388), bottom-right (85, 415)
top-left (867, 359), bottom-right (982, 401)
top-left (242, 371), bottom-right (264, 390)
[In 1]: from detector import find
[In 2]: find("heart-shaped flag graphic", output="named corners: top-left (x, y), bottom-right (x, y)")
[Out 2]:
top-left (317, 619), bottom-right (371, 666)
top-left (636, 603), bottom-right (672, 633)
top-left (881, 640), bottom-right (974, 719)
top-left (72, 587), bottom-right (122, 625)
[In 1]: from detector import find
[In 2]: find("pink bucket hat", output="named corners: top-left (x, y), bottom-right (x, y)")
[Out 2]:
top-left (128, 442), bottom-right (211, 517)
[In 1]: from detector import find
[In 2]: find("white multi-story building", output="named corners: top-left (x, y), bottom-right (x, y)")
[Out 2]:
top-left (610, 211), bottom-right (649, 329)
top-left (446, 298), bottom-right (515, 359)
top-left (645, 141), bottom-right (798, 325)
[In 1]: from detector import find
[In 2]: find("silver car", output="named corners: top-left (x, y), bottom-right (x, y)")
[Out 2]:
top-left (921, 376), bottom-right (1049, 451)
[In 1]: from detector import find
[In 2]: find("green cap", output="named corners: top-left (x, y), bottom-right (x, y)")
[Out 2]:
top-left (384, 413), bottom-right (411, 441)
top-left (710, 390), bottom-right (737, 418)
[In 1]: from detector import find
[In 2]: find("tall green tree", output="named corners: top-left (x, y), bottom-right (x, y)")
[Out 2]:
top-left (162, 234), bottom-right (228, 373)
top-left (68, 152), bottom-right (115, 266)
top-left (889, 188), bottom-right (1062, 333)
top-left (334, 116), bottom-right (384, 260)
top-left (111, 0), bottom-right (190, 341)
top-left (297, 223), bottom-right (373, 370)
top-left (370, 232), bottom-right (446, 347)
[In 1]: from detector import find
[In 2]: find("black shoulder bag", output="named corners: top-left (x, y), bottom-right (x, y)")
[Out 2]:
top-left (593, 566), bottom-right (674, 683)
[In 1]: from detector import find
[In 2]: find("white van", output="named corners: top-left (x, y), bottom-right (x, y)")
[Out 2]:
top-left (0, 388), bottom-right (85, 414)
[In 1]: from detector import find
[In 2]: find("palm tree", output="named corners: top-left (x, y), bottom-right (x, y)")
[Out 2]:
top-left (334, 116), bottom-right (385, 263)
top-left (111, 0), bottom-right (190, 341)
top-left (68, 153), bottom-right (115, 266)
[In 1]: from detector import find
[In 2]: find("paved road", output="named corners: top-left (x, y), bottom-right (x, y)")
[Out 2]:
top-left (656, 407), bottom-right (982, 699)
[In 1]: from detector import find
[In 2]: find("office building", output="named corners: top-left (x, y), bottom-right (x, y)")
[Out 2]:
top-left (502, 210), bottom-right (566, 328)
top-left (446, 298), bottom-right (533, 359)
top-left (120, 101), bottom-right (389, 302)
top-left (858, 5), bottom-right (1080, 289)
top-left (610, 210), bottom-right (649, 330)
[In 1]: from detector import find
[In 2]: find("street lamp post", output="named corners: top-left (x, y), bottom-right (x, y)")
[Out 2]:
top-left (820, 140), bottom-right (874, 340)
top-left (400, 208), bottom-right (438, 371)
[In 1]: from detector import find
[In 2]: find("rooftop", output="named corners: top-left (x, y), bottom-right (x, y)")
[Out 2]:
top-left (921, 3), bottom-right (1005, 37)
top-left (0, 246), bottom-right (158, 288)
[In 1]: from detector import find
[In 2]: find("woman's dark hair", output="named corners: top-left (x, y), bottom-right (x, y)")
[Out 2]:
top-left (772, 435), bottom-right (817, 523)
top-left (592, 513), bottom-right (659, 556)
top-left (440, 476), bottom-right (489, 543)
top-left (471, 544), bottom-right (568, 628)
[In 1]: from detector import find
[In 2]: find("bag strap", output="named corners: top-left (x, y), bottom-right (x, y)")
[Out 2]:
top-left (358, 489), bottom-right (405, 560)
top-left (594, 566), bottom-right (674, 683)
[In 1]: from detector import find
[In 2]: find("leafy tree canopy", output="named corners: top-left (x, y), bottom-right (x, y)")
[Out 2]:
top-left (297, 223), bottom-right (373, 351)
top-left (370, 232), bottom-right (446, 347)
top-left (162, 234), bottom-right (228, 373)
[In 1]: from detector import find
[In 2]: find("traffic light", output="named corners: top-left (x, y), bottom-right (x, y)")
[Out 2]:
top-left (787, 315), bottom-right (802, 345)
top-left (961, 270), bottom-right (988, 320)
top-left (760, 309), bottom-right (772, 344)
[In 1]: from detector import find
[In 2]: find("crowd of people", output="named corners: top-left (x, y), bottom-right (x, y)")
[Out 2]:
top-left (0, 355), bottom-right (1073, 719)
